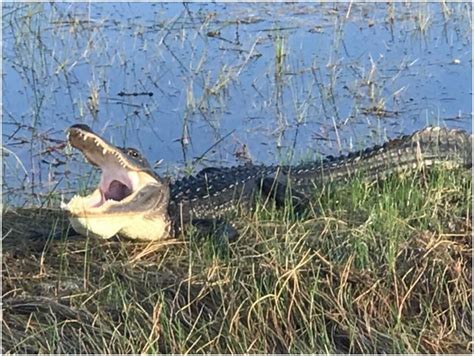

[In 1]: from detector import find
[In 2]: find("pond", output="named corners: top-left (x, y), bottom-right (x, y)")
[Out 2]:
top-left (2, 2), bottom-right (472, 205)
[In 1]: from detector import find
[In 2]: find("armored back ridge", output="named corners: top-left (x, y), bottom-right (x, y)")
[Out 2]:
top-left (284, 126), bottom-right (472, 191)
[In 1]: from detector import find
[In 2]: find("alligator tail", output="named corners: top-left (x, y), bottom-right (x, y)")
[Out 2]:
top-left (293, 126), bottom-right (472, 185)
top-left (383, 125), bottom-right (472, 169)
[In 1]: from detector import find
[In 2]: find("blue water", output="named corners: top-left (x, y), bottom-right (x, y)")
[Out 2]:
top-left (2, 2), bottom-right (472, 204)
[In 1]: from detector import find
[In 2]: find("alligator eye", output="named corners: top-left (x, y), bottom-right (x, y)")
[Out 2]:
top-left (126, 148), bottom-right (140, 158)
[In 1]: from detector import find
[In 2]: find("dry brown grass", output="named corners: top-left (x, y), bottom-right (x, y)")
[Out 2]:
top-left (2, 169), bottom-right (472, 353)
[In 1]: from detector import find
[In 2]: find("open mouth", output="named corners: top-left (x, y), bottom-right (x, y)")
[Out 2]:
top-left (64, 152), bottom-right (146, 215)
top-left (105, 180), bottom-right (132, 201)
top-left (88, 164), bottom-right (138, 208)
top-left (63, 125), bottom-right (157, 215)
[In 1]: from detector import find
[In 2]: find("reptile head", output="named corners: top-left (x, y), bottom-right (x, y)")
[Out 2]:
top-left (63, 124), bottom-right (170, 240)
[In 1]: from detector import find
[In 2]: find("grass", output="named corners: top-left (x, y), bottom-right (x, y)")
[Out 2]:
top-left (2, 167), bottom-right (471, 353)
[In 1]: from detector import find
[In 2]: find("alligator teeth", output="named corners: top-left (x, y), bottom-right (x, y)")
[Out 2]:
top-left (82, 135), bottom-right (87, 141)
top-left (102, 148), bottom-right (108, 155)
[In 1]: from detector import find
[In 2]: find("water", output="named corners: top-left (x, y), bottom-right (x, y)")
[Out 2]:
top-left (2, 2), bottom-right (472, 205)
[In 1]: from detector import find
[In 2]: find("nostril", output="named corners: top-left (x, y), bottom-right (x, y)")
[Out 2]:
top-left (69, 124), bottom-right (93, 132)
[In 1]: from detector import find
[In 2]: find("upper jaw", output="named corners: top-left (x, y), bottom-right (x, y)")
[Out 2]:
top-left (67, 124), bottom-right (149, 172)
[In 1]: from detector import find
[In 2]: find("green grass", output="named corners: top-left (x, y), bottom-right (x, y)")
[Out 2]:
top-left (2, 167), bottom-right (472, 353)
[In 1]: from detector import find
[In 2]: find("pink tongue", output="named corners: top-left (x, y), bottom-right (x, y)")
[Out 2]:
top-left (105, 180), bottom-right (132, 201)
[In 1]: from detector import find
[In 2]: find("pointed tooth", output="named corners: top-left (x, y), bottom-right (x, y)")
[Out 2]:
top-left (102, 148), bottom-right (108, 155)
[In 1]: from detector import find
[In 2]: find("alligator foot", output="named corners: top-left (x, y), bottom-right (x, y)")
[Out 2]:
top-left (261, 176), bottom-right (310, 215)
top-left (190, 218), bottom-right (239, 242)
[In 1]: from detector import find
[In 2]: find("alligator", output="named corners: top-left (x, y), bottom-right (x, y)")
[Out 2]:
top-left (62, 124), bottom-right (472, 242)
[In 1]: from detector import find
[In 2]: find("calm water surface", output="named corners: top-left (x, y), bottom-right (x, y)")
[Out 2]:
top-left (2, 2), bottom-right (472, 205)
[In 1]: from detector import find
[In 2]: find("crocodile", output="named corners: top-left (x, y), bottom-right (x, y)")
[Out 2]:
top-left (62, 124), bottom-right (472, 242)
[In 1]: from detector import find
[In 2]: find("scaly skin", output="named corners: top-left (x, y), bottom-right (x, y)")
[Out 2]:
top-left (64, 125), bottom-right (472, 241)
top-left (168, 126), bottom-right (471, 221)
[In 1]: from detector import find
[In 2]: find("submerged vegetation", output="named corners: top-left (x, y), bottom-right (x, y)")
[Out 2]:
top-left (2, 168), bottom-right (472, 353)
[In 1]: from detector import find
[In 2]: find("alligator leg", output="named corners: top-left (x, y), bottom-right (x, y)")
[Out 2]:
top-left (190, 218), bottom-right (239, 242)
top-left (260, 175), bottom-right (310, 215)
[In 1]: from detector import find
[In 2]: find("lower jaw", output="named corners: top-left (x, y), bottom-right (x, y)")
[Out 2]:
top-left (68, 214), bottom-right (123, 239)
top-left (68, 213), bottom-right (170, 241)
